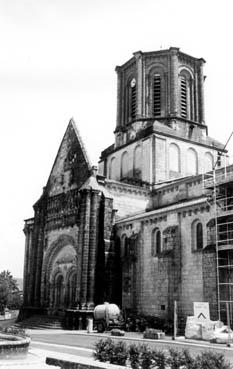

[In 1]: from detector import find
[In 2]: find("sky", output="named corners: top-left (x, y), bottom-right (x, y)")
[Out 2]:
top-left (0, 0), bottom-right (233, 278)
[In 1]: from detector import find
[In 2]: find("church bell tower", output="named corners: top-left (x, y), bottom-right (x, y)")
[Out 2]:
top-left (99, 47), bottom-right (224, 185)
top-left (114, 47), bottom-right (206, 148)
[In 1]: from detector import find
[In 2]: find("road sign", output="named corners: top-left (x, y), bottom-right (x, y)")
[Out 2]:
top-left (193, 302), bottom-right (210, 320)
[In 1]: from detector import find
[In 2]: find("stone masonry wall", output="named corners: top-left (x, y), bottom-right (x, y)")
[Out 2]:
top-left (116, 196), bottom-right (217, 322)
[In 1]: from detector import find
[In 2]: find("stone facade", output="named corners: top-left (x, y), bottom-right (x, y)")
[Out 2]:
top-left (23, 47), bottom-right (232, 323)
top-left (23, 121), bottom-right (117, 313)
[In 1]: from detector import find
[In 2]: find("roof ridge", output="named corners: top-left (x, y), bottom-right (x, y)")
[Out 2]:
top-left (69, 117), bottom-right (92, 170)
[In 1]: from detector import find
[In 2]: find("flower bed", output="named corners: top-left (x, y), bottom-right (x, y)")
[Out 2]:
top-left (93, 338), bottom-right (233, 369)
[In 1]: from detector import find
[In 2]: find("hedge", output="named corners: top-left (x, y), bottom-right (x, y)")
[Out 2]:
top-left (93, 338), bottom-right (232, 369)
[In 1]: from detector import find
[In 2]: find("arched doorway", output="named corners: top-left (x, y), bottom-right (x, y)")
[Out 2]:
top-left (42, 236), bottom-right (78, 311)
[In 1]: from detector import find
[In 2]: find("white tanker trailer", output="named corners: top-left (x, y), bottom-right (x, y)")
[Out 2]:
top-left (94, 303), bottom-right (124, 332)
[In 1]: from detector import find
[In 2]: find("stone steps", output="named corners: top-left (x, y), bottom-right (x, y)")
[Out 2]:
top-left (14, 315), bottom-right (64, 330)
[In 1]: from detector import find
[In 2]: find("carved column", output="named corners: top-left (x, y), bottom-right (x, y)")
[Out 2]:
top-left (49, 283), bottom-right (55, 308)
top-left (170, 47), bottom-right (179, 116)
top-left (134, 51), bottom-right (143, 119)
top-left (87, 190), bottom-right (101, 309)
top-left (198, 59), bottom-right (205, 124)
top-left (23, 221), bottom-right (33, 306)
top-left (103, 197), bottom-right (115, 302)
top-left (23, 227), bottom-right (29, 305)
top-left (115, 66), bottom-right (122, 128)
top-left (194, 68), bottom-right (199, 122)
top-left (34, 206), bottom-right (45, 307)
top-left (80, 189), bottom-right (91, 309)
top-left (27, 219), bottom-right (39, 306)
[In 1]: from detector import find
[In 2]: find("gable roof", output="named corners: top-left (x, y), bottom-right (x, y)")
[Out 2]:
top-left (45, 118), bottom-right (92, 196)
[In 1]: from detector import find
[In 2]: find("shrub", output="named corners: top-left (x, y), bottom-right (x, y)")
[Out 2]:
top-left (182, 349), bottom-right (199, 369)
top-left (167, 348), bottom-right (187, 369)
top-left (109, 340), bottom-right (128, 366)
top-left (140, 344), bottom-right (154, 369)
top-left (128, 343), bottom-right (141, 369)
top-left (152, 349), bottom-right (167, 369)
top-left (195, 351), bottom-right (233, 369)
top-left (93, 339), bottom-right (233, 369)
top-left (93, 338), bottom-right (115, 362)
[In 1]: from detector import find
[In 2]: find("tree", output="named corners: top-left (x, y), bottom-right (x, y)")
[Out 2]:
top-left (0, 270), bottom-right (20, 313)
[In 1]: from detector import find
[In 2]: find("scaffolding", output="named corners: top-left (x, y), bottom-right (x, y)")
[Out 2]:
top-left (203, 156), bottom-right (233, 322)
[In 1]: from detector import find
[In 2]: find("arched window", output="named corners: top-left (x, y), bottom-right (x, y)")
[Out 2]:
top-left (187, 148), bottom-right (198, 175)
top-left (179, 69), bottom-right (193, 120)
top-left (191, 220), bottom-right (203, 250)
top-left (152, 228), bottom-right (161, 256)
top-left (196, 223), bottom-right (203, 250)
top-left (180, 76), bottom-right (187, 118)
top-left (148, 66), bottom-right (167, 118)
top-left (153, 74), bottom-right (161, 117)
top-left (204, 152), bottom-right (214, 173)
top-left (133, 145), bottom-right (142, 179)
top-left (121, 151), bottom-right (129, 179)
top-left (127, 78), bottom-right (137, 122)
top-left (169, 143), bottom-right (180, 175)
top-left (109, 157), bottom-right (116, 180)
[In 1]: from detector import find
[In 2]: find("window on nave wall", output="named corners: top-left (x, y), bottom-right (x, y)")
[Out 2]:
top-left (196, 223), bottom-right (203, 250)
top-left (151, 228), bottom-right (161, 256)
top-left (191, 219), bottom-right (203, 251)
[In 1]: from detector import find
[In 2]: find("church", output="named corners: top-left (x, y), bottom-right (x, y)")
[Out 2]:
top-left (23, 47), bottom-right (233, 325)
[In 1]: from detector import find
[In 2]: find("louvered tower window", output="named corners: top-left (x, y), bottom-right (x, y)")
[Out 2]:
top-left (153, 74), bottom-right (161, 117)
top-left (180, 77), bottom-right (187, 118)
top-left (130, 78), bottom-right (137, 120)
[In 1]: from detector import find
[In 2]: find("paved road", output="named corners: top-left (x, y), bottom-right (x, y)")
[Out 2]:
top-left (29, 330), bottom-right (233, 363)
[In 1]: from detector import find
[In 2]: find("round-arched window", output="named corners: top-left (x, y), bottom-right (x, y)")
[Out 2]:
top-left (179, 69), bottom-right (193, 120)
top-left (191, 219), bottom-right (203, 251)
top-left (109, 157), bottom-right (116, 180)
top-left (121, 151), bottom-right (129, 179)
top-left (187, 148), bottom-right (198, 175)
top-left (169, 143), bottom-right (180, 174)
top-left (152, 228), bottom-right (161, 256)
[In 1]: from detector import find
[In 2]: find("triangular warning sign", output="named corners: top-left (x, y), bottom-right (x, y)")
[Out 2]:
top-left (198, 313), bottom-right (206, 319)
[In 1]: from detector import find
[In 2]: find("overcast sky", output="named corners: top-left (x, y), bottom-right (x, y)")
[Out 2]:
top-left (0, 0), bottom-right (233, 278)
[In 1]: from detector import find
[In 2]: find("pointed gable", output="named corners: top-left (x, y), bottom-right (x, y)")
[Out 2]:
top-left (46, 118), bottom-right (92, 196)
